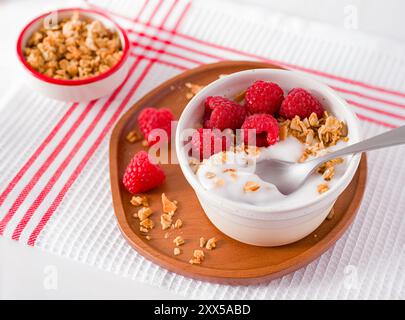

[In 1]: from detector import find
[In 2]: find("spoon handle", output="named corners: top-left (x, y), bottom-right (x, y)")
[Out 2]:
top-left (313, 125), bottom-right (405, 164)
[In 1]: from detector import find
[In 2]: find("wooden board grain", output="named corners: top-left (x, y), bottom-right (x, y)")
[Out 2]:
top-left (109, 61), bottom-right (367, 285)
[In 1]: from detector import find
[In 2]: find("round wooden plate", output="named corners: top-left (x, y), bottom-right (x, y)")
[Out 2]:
top-left (109, 61), bottom-right (367, 285)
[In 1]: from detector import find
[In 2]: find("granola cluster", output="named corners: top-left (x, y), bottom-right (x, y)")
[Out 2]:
top-left (24, 12), bottom-right (123, 80)
top-left (185, 82), bottom-right (204, 100)
top-left (131, 195), bottom-right (153, 234)
top-left (278, 111), bottom-right (348, 193)
top-left (184, 75), bottom-right (229, 100)
top-left (130, 192), bottom-right (219, 265)
top-left (126, 130), bottom-right (141, 143)
top-left (279, 112), bottom-right (348, 161)
top-left (189, 250), bottom-right (205, 265)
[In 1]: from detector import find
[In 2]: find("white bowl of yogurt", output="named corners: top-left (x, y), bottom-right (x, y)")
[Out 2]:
top-left (175, 69), bottom-right (361, 246)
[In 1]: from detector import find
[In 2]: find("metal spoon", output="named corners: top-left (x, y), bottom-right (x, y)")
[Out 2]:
top-left (254, 125), bottom-right (405, 195)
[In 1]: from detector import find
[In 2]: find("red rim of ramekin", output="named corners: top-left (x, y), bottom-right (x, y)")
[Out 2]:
top-left (16, 7), bottom-right (130, 86)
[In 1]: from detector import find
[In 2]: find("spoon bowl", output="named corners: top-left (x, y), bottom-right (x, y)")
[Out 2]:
top-left (255, 159), bottom-right (317, 195)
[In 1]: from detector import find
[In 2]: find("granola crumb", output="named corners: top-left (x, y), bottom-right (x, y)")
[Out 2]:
top-left (317, 158), bottom-right (343, 183)
top-left (174, 247), bottom-right (181, 256)
top-left (126, 130), bottom-right (141, 143)
top-left (145, 235), bottom-right (151, 240)
top-left (317, 183), bottom-right (329, 194)
top-left (160, 213), bottom-right (172, 230)
top-left (137, 206), bottom-right (153, 221)
top-left (305, 129), bottom-right (314, 145)
top-left (189, 157), bottom-right (200, 165)
top-left (139, 218), bottom-right (154, 230)
top-left (199, 237), bottom-right (206, 248)
top-left (341, 122), bottom-right (349, 136)
top-left (194, 249), bottom-right (204, 260)
top-left (279, 125), bottom-right (288, 141)
top-left (164, 232), bottom-right (170, 239)
top-left (234, 90), bottom-right (246, 103)
top-left (244, 181), bottom-right (260, 192)
top-left (322, 166), bottom-right (335, 181)
top-left (245, 145), bottom-right (261, 156)
top-left (139, 227), bottom-right (149, 233)
top-left (299, 152), bottom-right (309, 163)
top-left (162, 193), bottom-right (177, 215)
top-left (189, 157), bottom-right (201, 173)
top-left (215, 178), bottom-right (225, 187)
top-left (205, 172), bottom-right (216, 179)
top-left (173, 236), bottom-right (185, 246)
top-left (130, 195), bottom-right (148, 207)
top-left (189, 249), bottom-right (205, 264)
top-left (290, 116), bottom-right (302, 131)
top-left (185, 82), bottom-right (204, 99)
top-left (141, 139), bottom-right (148, 147)
top-left (309, 113), bottom-right (319, 127)
top-left (174, 219), bottom-right (183, 229)
top-left (133, 212), bottom-right (138, 219)
top-left (205, 237), bottom-right (217, 250)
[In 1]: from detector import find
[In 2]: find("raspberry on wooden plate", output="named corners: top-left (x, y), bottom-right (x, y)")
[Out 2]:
top-left (122, 151), bottom-right (165, 194)
top-left (137, 107), bottom-right (174, 146)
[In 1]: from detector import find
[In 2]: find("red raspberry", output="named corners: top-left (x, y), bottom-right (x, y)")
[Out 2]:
top-left (245, 80), bottom-right (284, 115)
top-left (241, 114), bottom-right (279, 147)
top-left (138, 107), bottom-right (174, 146)
top-left (203, 96), bottom-right (246, 130)
top-left (279, 88), bottom-right (324, 119)
top-left (191, 128), bottom-right (231, 160)
top-left (122, 151), bottom-right (165, 194)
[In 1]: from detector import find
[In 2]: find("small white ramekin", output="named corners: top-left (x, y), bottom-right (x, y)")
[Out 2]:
top-left (176, 69), bottom-right (361, 247)
top-left (16, 8), bottom-right (130, 102)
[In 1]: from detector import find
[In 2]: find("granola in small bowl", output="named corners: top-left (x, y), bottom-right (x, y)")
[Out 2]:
top-left (24, 12), bottom-right (123, 80)
top-left (17, 8), bottom-right (130, 101)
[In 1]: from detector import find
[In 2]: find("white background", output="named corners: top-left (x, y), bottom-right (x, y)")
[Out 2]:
top-left (0, 0), bottom-right (404, 299)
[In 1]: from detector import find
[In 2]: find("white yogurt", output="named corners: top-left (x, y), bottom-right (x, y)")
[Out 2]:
top-left (196, 137), bottom-right (349, 206)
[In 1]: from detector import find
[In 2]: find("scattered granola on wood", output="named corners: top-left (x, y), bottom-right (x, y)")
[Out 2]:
top-left (205, 237), bottom-right (217, 250)
top-left (173, 236), bottom-right (185, 246)
top-left (173, 247), bottom-right (181, 256)
top-left (126, 130), bottom-right (141, 143)
top-left (189, 249), bottom-right (205, 265)
top-left (185, 82), bottom-right (204, 100)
